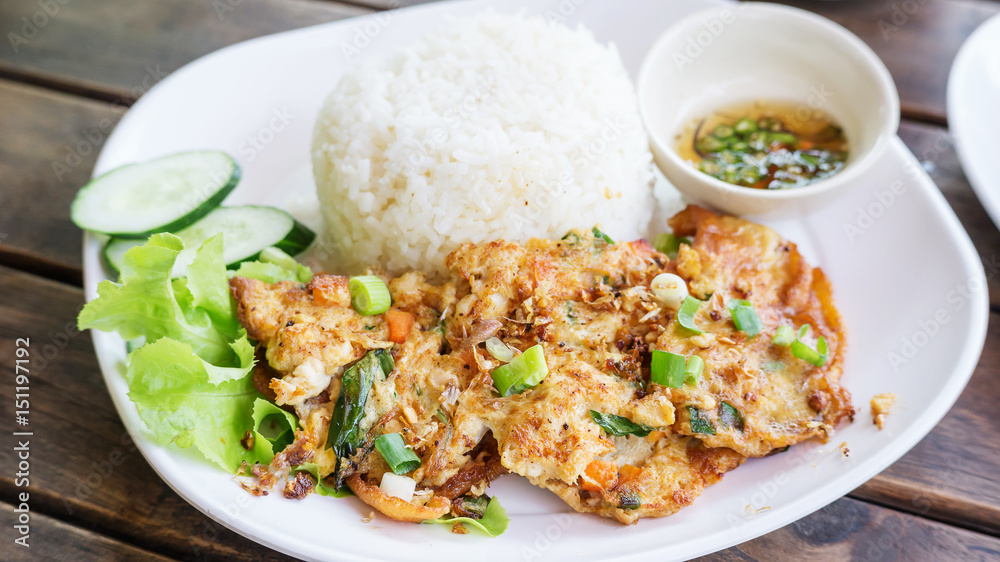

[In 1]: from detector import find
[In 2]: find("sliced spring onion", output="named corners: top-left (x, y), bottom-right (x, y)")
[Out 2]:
top-left (713, 124), bottom-right (735, 138)
top-left (490, 344), bottom-right (548, 396)
top-left (677, 296), bottom-right (704, 334)
top-left (734, 118), bottom-right (758, 135)
top-left (434, 409), bottom-right (448, 424)
top-left (375, 433), bottom-right (422, 474)
top-left (561, 231), bottom-right (582, 246)
top-left (718, 401), bottom-right (745, 431)
top-left (618, 492), bottom-right (642, 510)
top-left (485, 337), bottom-right (514, 362)
top-left (687, 406), bottom-right (716, 435)
top-left (592, 226), bottom-right (614, 244)
top-left (652, 232), bottom-right (690, 259)
top-left (727, 299), bottom-right (762, 337)
top-left (650, 350), bottom-right (686, 388)
top-left (589, 410), bottom-right (654, 437)
top-left (684, 355), bottom-right (704, 385)
top-left (772, 325), bottom-right (795, 347)
top-left (348, 275), bottom-right (391, 316)
top-left (791, 324), bottom-right (828, 367)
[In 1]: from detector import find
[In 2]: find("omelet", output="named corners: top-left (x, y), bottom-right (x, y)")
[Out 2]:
top-left (230, 206), bottom-right (852, 526)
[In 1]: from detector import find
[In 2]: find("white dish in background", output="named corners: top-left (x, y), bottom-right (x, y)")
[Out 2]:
top-left (82, 0), bottom-right (988, 560)
top-left (637, 3), bottom-right (899, 217)
top-left (949, 12), bottom-right (1000, 231)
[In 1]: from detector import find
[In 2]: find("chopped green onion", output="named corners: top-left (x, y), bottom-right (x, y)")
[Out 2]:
top-left (791, 324), bottom-right (828, 367)
top-left (652, 233), bottom-right (692, 259)
top-left (650, 350), bottom-right (686, 388)
top-left (727, 299), bottom-right (762, 337)
top-left (375, 433), bottom-right (421, 474)
top-left (718, 401), bottom-right (745, 431)
top-left (490, 344), bottom-right (548, 396)
top-left (684, 355), bottom-right (704, 385)
top-left (769, 132), bottom-right (798, 147)
top-left (589, 410), bottom-right (654, 437)
top-left (677, 296), bottom-right (704, 334)
top-left (592, 227), bottom-right (614, 244)
top-left (697, 135), bottom-right (727, 153)
top-left (485, 337), bottom-right (514, 362)
top-left (713, 124), bottom-right (735, 138)
top-left (561, 231), bottom-right (582, 246)
top-left (772, 325), bottom-right (795, 347)
top-left (348, 275), bottom-right (391, 316)
top-left (687, 406), bottom-right (716, 435)
top-left (618, 492), bottom-right (642, 510)
top-left (734, 118), bottom-right (758, 135)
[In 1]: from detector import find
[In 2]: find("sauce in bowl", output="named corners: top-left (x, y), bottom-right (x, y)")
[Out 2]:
top-left (675, 101), bottom-right (849, 190)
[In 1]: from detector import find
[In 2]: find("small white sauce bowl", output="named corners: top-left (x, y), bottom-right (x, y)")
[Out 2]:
top-left (637, 2), bottom-right (900, 217)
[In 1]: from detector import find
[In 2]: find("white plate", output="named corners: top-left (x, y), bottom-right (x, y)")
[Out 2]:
top-left (83, 1), bottom-right (989, 560)
top-left (949, 12), bottom-right (1000, 232)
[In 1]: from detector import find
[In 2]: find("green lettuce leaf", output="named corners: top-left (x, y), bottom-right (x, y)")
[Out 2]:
top-left (78, 233), bottom-right (241, 366)
top-left (422, 496), bottom-right (510, 537)
top-left (186, 235), bottom-right (240, 337)
top-left (125, 337), bottom-right (258, 472)
top-left (250, 397), bottom-right (298, 462)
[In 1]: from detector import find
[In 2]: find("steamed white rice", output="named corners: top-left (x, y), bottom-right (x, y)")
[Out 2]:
top-left (312, 12), bottom-right (655, 276)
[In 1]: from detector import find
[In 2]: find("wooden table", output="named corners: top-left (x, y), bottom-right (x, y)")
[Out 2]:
top-left (2, 0), bottom-right (999, 559)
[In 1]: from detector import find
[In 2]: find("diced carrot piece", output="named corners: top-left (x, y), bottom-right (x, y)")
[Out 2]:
top-left (618, 464), bottom-right (642, 485)
top-left (580, 460), bottom-right (618, 493)
top-left (311, 276), bottom-right (348, 307)
top-left (645, 430), bottom-right (666, 443)
top-left (385, 309), bottom-right (415, 344)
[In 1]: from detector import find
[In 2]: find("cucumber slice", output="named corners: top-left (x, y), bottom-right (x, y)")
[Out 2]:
top-left (72, 151), bottom-right (240, 238)
top-left (103, 205), bottom-right (315, 278)
top-left (103, 237), bottom-right (143, 275)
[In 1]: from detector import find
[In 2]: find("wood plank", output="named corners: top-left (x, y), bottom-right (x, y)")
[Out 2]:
top-left (773, 0), bottom-right (1000, 125)
top-left (1, 0), bottom-right (996, 123)
top-left (0, 0), bottom-right (367, 104)
top-left (2, 502), bottom-right (176, 562)
top-left (702, 496), bottom-right (1000, 561)
top-left (0, 79), bottom-right (124, 284)
top-left (1, 265), bottom-right (998, 557)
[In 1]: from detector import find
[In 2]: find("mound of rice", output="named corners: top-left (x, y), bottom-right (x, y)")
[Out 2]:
top-left (312, 12), bottom-right (655, 276)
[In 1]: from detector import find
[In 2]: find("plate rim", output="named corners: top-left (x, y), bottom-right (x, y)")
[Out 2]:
top-left (948, 11), bottom-right (1000, 232)
top-left (81, 2), bottom-right (990, 560)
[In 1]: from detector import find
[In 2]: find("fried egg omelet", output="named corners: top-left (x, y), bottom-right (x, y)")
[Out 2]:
top-left (230, 206), bottom-right (853, 526)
